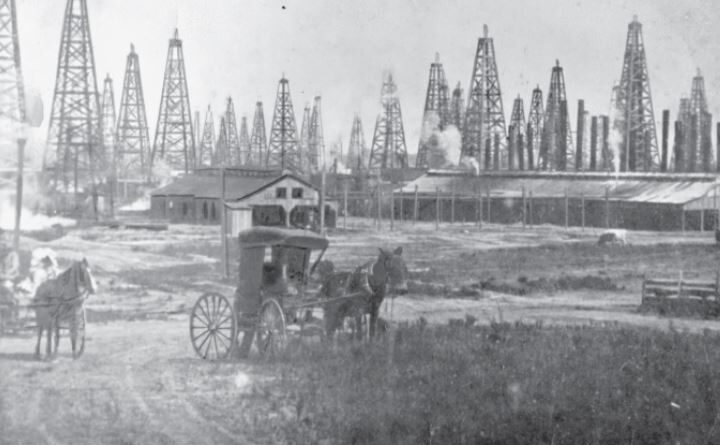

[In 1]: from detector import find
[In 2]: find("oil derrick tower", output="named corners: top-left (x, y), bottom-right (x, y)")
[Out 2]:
top-left (613, 16), bottom-right (659, 172)
top-left (0, 0), bottom-right (25, 169)
top-left (100, 75), bottom-right (116, 176)
top-left (307, 96), bottom-right (324, 172)
top-left (348, 114), bottom-right (367, 171)
top-left (239, 116), bottom-right (250, 165)
top-left (462, 25), bottom-right (507, 169)
top-left (267, 77), bottom-right (300, 172)
top-left (681, 70), bottom-right (713, 172)
top-left (527, 86), bottom-right (544, 170)
top-left (450, 82), bottom-right (464, 132)
top-left (368, 73), bottom-right (409, 170)
top-left (45, 0), bottom-right (102, 194)
top-left (152, 29), bottom-right (195, 174)
top-left (249, 101), bottom-right (267, 166)
top-left (222, 97), bottom-right (241, 166)
top-left (508, 96), bottom-right (525, 170)
top-left (214, 116), bottom-right (229, 166)
top-left (116, 44), bottom-right (151, 179)
top-left (416, 53), bottom-right (451, 169)
top-left (196, 106), bottom-right (214, 167)
top-left (539, 61), bottom-right (573, 170)
top-left (298, 104), bottom-right (311, 172)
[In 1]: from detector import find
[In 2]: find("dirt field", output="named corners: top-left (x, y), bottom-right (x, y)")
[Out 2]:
top-left (2, 218), bottom-right (720, 444)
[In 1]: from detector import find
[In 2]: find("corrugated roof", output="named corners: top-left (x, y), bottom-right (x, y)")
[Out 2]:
top-left (152, 175), bottom-right (273, 199)
top-left (398, 172), bottom-right (720, 206)
top-left (151, 172), bottom-right (319, 200)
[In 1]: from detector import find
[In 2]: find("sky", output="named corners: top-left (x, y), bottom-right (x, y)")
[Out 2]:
top-left (12, 0), bottom-right (720, 167)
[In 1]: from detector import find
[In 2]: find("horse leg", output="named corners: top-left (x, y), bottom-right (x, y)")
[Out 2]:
top-left (369, 303), bottom-right (378, 339)
top-left (71, 320), bottom-right (78, 359)
top-left (46, 320), bottom-right (53, 358)
top-left (35, 324), bottom-right (43, 358)
top-left (54, 323), bottom-right (60, 355)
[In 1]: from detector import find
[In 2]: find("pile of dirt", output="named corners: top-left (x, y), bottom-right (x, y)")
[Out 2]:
top-left (479, 274), bottom-right (621, 296)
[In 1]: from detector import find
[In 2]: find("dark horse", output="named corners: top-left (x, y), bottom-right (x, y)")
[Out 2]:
top-left (322, 247), bottom-right (408, 339)
top-left (33, 259), bottom-right (96, 359)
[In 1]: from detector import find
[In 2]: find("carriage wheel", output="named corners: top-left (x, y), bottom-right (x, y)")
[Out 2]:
top-left (257, 299), bottom-right (287, 359)
top-left (190, 292), bottom-right (238, 360)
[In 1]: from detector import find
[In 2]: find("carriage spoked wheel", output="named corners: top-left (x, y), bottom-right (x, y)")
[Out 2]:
top-left (257, 298), bottom-right (287, 359)
top-left (190, 292), bottom-right (238, 360)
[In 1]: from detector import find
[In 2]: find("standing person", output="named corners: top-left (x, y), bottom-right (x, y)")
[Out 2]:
top-left (0, 229), bottom-right (20, 305)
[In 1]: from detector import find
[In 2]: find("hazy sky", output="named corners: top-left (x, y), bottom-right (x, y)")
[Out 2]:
top-left (14, 0), bottom-right (720, 164)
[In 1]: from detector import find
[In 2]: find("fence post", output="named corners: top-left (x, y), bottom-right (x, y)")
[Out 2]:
top-left (605, 186), bottom-right (610, 229)
top-left (486, 187), bottom-right (491, 224)
top-left (343, 181), bottom-right (348, 230)
top-left (521, 185), bottom-right (526, 229)
top-left (565, 187), bottom-right (569, 231)
top-left (377, 185), bottom-right (382, 230)
top-left (435, 186), bottom-right (440, 230)
top-left (451, 185), bottom-right (456, 224)
top-left (581, 192), bottom-right (585, 231)
top-left (413, 184), bottom-right (419, 225)
top-left (390, 186), bottom-right (395, 231)
top-left (682, 208), bottom-right (686, 233)
top-left (477, 187), bottom-right (482, 229)
top-left (529, 190), bottom-right (534, 227)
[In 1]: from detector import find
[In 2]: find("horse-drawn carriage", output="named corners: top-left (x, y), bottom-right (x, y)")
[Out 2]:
top-left (0, 252), bottom-right (95, 359)
top-left (189, 226), bottom-right (408, 360)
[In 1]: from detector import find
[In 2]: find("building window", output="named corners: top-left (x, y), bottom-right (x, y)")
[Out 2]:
top-left (203, 202), bottom-right (208, 219)
top-left (182, 202), bottom-right (189, 216)
top-left (276, 187), bottom-right (287, 199)
top-left (292, 187), bottom-right (304, 199)
top-left (211, 203), bottom-right (217, 220)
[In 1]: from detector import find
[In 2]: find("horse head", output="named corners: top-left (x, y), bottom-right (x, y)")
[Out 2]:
top-left (375, 247), bottom-right (408, 296)
top-left (77, 258), bottom-right (97, 295)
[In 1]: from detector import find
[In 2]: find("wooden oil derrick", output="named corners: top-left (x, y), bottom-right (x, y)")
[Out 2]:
top-left (0, 0), bottom-right (25, 169)
top-left (222, 97), bottom-right (241, 166)
top-left (116, 44), bottom-right (151, 179)
top-left (450, 82), bottom-right (464, 133)
top-left (368, 72), bottom-right (409, 170)
top-left (347, 114), bottom-right (367, 171)
top-left (45, 0), bottom-right (103, 194)
top-left (239, 115), bottom-right (250, 165)
top-left (298, 104), bottom-right (311, 172)
top-left (539, 60), bottom-right (573, 170)
top-left (308, 96), bottom-right (324, 173)
top-left (197, 106), bottom-right (214, 167)
top-left (526, 86), bottom-right (544, 170)
top-left (612, 16), bottom-right (659, 171)
top-left (416, 53), bottom-right (451, 169)
top-left (681, 69), bottom-right (713, 172)
top-left (152, 29), bottom-right (195, 174)
top-left (214, 116), bottom-right (228, 166)
top-left (249, 101), bottom-right (267, 167)
top-left (462, 25), bottom-right (507, 169)
top-left (100, 75), bottom-right (116, 177)
top-left (267, 77), bottom-right (300, 172)
top-left (508, 96), bottom-right (525, 170)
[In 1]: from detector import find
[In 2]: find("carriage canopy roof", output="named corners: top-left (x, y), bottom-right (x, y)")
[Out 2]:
top-left (237, 226), bottom-right (329, 250)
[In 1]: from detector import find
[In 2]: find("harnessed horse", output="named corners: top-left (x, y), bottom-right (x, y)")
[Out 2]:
top-left (33, 259), bottom-right (96, 359)
top-left (322, 247), bottom-right (408, 339)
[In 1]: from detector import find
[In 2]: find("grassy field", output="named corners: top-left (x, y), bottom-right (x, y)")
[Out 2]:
top-left (270, 321), bottom-right (720, 445)
top-left (4, 220), bottom-right (720, 443)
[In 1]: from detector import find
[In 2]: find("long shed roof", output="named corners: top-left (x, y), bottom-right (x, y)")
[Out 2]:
top-left (398, 171), bottom-right (720, 207)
